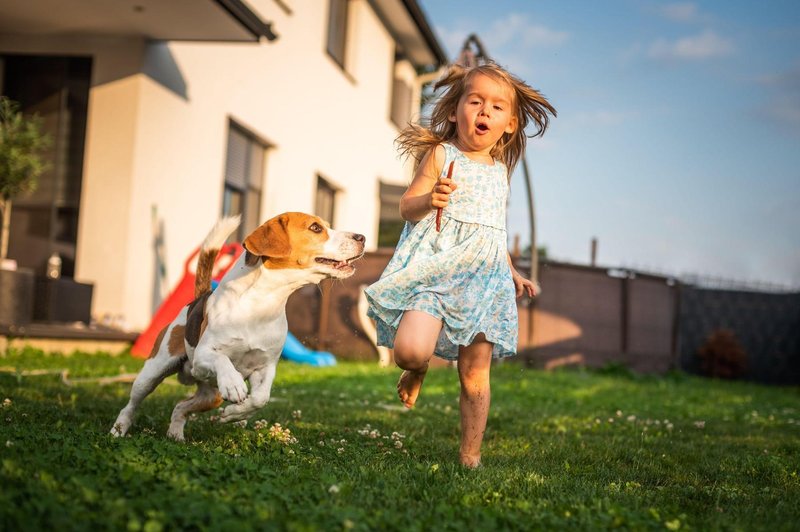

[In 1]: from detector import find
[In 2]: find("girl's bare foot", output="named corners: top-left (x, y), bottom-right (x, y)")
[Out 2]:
top-left (459, 454), bottom-right (482, 469)
top-left (397, 364), bottom-right (428, 408)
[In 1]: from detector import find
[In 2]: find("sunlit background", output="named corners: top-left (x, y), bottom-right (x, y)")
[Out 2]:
top-left (420, 0), bottom-right (800, 288)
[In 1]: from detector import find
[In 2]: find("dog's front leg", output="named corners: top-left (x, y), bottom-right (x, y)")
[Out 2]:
top-left (191, 345), bottom-right (248, 404)
top-left (219, 362), bottom-right (277, 423)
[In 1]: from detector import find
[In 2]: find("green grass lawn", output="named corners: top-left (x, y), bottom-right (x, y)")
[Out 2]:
top-left (1, 348), bottom-right (798, 531)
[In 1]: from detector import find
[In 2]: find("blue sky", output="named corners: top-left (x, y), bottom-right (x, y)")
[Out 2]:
top-left (418, 0), bottom-right (800, 287)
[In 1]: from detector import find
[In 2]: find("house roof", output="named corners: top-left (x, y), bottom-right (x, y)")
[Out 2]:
top-left (0, 0), bottom-right (275, 42)
top-left (369, 0), bottom-right (448, 68)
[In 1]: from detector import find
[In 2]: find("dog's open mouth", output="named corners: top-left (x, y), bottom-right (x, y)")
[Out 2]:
top-left (315, 253), bottom-right (362, 271)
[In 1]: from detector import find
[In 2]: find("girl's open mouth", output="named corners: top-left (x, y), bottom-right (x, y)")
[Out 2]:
top-left (476, 123), bottom-right (489, 133)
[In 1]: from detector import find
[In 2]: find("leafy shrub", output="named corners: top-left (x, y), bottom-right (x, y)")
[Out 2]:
top-left (696, 328), bottom-right (747, 379)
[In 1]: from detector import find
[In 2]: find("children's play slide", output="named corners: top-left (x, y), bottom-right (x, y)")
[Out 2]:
top-left (281, 332), bottom-right (337, 366)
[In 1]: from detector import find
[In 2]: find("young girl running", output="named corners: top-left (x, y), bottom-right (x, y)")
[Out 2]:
top-left (365, 62), bottom-right (556, 468)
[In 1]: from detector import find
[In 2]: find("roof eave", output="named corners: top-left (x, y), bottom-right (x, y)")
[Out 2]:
top-left (214, 0), bottom-right (278, 41)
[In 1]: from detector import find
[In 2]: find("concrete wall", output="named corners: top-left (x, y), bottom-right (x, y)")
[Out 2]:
top-left (295, 255), bottom-right (679, 375)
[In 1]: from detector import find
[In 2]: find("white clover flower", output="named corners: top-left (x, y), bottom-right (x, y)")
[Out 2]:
top-left (616, 410), bottom-right (622, 417)
top-left (2, 398), bottom-right (11, 407)
top-left (337, 447), bottom-right (345, 454)
top-left (627, 415), bottom-right (636, 422)
top-left (693, 421), bottom-right (706, 429)
top-left (5, 440), bottom-right (12, 447)
top-left (394, 440), bottom-right (403, 449)
top-left (329, 484), bottom-right (340, 494)
top-left (267, 423), bottom-right (298, 444)
top-left (292, 410), bottom-right (302, 420)
top-left (318, 441), bottom-right (325, 447)
top-left (666, 423), bottom-right (674, 431)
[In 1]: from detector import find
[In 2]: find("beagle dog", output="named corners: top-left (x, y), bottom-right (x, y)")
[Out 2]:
top-left (111, 212), bottom-right (365, 441)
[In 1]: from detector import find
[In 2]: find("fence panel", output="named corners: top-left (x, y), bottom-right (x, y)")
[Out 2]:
top-left (678, 287), bottom-right (800, 384)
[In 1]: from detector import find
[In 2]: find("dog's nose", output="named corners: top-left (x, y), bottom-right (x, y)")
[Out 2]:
top-left (352, 233), bottom-right (365, 243)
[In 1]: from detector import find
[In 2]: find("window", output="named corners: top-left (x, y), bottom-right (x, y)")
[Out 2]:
top-left (1, 54), bottom-right (91, 277)
top-left (377, 181), bottom-right (405, 247)
top-left (222, 123), bottom-right (267, 241)
top-left (326, 0), bottom-right (349, 69)
top-left (315, 176), bottom-right (337, 225)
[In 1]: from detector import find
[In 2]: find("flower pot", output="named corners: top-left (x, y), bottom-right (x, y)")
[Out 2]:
top-left (0, 267), bottom-right (35, 326)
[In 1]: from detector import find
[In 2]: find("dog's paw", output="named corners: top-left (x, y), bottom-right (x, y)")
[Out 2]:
top-left (217, 369), bottom-right (248, 404)
top-left (166, 427), bottom-right (186, 442)
top-left (218, 403), bottom-right (252, 423)
top-left (110, 417), bottom-right (131, 437)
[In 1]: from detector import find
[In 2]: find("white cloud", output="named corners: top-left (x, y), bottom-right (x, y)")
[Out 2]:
top-left (658, 2), bottom-right (700, 23)
top-left (756, 63), bottom-right (800, 131)
top-left (762, 96), bottom-right (800, 129)
top-left (432, 13), bottom-right (568, 68)
top-left (433, 25), bottom-right (462, 60)
top-left (487, 13), bottom-right (569, 49)
top-left (648, 30), bottom-right (734, 61)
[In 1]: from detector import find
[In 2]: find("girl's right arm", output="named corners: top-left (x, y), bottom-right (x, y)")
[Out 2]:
top-left (400, 144), bottom-right (457, 222)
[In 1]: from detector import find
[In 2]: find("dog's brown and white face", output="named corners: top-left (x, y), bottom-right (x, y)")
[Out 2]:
top-left (242, 212), bottom-right (365, 279)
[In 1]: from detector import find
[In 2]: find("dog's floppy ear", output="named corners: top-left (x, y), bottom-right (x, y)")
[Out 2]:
top-left (243, 215), bottom-right (291, 265)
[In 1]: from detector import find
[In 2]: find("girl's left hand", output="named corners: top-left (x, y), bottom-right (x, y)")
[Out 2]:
top-left (512, 272), bottom-right (541, 298)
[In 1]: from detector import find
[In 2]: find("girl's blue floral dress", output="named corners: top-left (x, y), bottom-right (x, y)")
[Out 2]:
top-left (365, 142), bottom-right (518, 360)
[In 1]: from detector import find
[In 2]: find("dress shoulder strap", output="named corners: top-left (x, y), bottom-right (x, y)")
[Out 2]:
top-left (440, 142), bottom-right (460, 176)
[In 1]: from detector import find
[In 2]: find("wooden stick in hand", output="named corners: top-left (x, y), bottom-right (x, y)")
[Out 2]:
top-left (436, 160), bottom-right (455, 232)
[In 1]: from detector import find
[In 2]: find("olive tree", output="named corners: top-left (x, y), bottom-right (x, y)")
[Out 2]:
top-left (0, 96), bottom-right (50, 263)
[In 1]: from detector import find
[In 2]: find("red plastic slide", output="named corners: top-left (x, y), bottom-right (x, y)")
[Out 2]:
top-left (131, 243), bottom-right (243, 358)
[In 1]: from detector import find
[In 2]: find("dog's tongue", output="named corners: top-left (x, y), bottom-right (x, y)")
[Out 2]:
top-left (336, 261), bottom-right (347, 269)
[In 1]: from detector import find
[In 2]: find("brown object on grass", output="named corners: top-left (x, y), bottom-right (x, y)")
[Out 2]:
top-left (436, 161), bottom-right (455, 232)
top-left (696, 328), bottom-right (747, 379)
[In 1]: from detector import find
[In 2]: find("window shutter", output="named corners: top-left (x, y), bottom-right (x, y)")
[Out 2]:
top-left (225, 127), bottom-right (249, 190)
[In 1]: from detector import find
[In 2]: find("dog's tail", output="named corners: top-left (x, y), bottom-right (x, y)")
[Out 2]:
top-left (195, 215), bottom-right (241, 298)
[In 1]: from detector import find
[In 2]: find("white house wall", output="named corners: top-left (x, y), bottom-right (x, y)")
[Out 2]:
top-left (1, 1), bottom-right (430, 330)
top-left (103, 1), bottom-right (417, 329)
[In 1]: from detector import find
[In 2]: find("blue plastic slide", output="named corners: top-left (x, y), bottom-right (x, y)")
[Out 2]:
top-left (281, 332), bottom-right (337, 366)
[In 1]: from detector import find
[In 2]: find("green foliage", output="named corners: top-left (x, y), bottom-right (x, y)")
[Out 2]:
top-left (520, 244), bottom-right (548, 259)
top-left (1, 349), bottom-right (798, 530)
top-left (0, 96), bottom-right (50, 202)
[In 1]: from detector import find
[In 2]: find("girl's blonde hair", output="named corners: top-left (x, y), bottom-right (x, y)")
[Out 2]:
top-left (396, 62), bottom-right (556, 175)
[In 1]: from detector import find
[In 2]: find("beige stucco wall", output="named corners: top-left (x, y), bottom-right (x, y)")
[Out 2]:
top-left (3, 0), bottom-right (432, 330)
